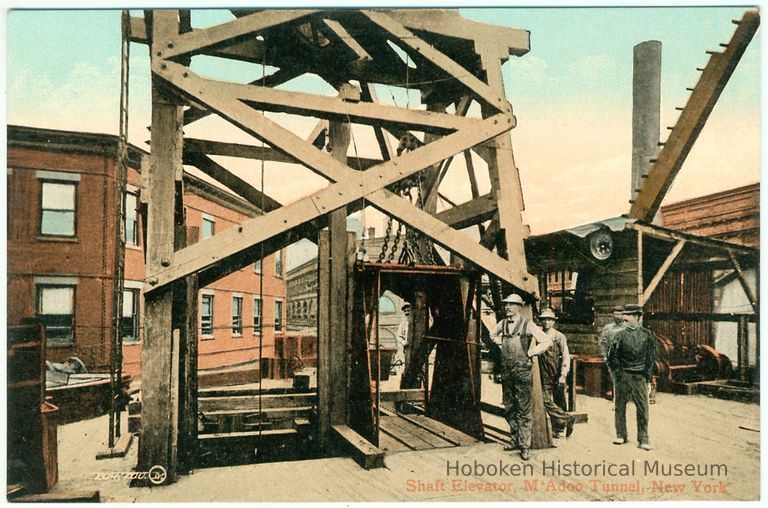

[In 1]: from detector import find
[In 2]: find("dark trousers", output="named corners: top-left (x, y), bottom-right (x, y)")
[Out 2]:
top-left (614, 370), bottom-right (649, 443)
top-left (554, 382), bottom-right (568, 412)
top-left (501, 366), bottom-right (532, 450)
top-left (542, 382), bottom-right (571, 433)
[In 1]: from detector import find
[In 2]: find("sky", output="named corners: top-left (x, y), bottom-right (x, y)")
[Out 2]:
top-left (5, 6), bottom-right (761, 268)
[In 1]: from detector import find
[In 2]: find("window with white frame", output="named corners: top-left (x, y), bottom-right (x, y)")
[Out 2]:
top-left (40, 181), bottom-right (77, 236)
top-left (37, 285), bottom-right (75, 346)
top-left (201, 294), bottom-right (214, 336)
top-left (254, 259), bottom-right (262, 273)
top-left (124, 192), bottom-right (139, 246)
top-left (202, 215), bottom-right (215, 239)
top-left (122, 288), bottom-right (140, 342)
top-left (232, 296), bottom-right (243, 335)
top-left (275, 299), bottom-right (283, 332)
top-left (253, 297), bottom-right (262, 334)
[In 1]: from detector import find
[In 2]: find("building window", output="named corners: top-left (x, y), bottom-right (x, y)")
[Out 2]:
top-left (253, 297), bottom-right (262, 334)
top-left (201, 294), bottom-right (214, 336)
top-left (125, 192), bottom-right (139, 247)
top-left (232, 296), bottom-right (243, 335)
top-left (379, 295), bottom-right (396, 313)
top-left (40, 181), bottom-right (76, 236)
top-left (275, 300), bottom-right (283, 331)
top-left (275, 250), bottom-right (283, 276)
top-left (202, 216), bottom-right (215, 239)
top-left (122, 288), bottom-right (140, 342)
top-left (37, 285), bottom-right (75, 346)
top-left (254, 259), bottom-right (262, 274)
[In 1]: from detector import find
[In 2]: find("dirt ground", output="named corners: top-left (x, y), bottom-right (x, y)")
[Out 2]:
top-left (51, 378), bottom-right (760, 502)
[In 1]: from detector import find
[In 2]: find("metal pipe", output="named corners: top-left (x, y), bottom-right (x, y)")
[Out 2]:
top-left (631, 40), bottom-right (662, 203)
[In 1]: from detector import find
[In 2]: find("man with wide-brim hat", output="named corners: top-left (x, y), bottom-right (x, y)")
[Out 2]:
top-left (487, 293), bottom-right (552, 461)
top-left (537, 308), bottom-right (574, 440)
top-left (607, 303), bottom-right (656, 450)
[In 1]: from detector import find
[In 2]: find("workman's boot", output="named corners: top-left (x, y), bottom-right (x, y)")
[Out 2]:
top-left (566, 418), bottom-right (575, 438)
top-left (520, 449), bottom-right (532, 461)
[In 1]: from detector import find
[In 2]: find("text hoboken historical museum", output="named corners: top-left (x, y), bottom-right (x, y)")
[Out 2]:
top-left (444, 460), bottom-right (728, 477)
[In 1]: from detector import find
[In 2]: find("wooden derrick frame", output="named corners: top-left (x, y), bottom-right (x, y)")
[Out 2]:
top-left (136, 8), bottom-right (539, 482)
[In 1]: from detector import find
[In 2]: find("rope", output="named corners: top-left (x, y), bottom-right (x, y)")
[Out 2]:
top-left (107, 9), bottom-right (131, 448)
top-left (257, 37), bottom-right (267, 451)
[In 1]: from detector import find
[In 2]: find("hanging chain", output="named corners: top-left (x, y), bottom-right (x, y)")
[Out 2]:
top-left (378, 217), bottom-right (392, 262)
top-left (389, 221), bottom-right (403, 263)
top-left (414, 172), bottom-right (435, 265)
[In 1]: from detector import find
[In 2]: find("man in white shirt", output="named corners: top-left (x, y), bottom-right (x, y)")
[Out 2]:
top-left (394, 303), bottom-right (410, 376)
top-left (489, 294), bottom-right (552, 460)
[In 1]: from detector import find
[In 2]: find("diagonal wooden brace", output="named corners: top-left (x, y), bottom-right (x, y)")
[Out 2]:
top-left (160, 10), bottom-right (317, 59)
top-left (147, 63), bottom-right (535, 295)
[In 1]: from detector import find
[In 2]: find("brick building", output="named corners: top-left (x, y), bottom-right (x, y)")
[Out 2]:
top-left (660, 183), bottom-right (759, 247)
top-left (7, 125), bottom-right (286, 378)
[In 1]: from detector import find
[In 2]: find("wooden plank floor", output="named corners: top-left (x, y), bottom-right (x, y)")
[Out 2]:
top-left (376, 407), bottom-right (479, 453)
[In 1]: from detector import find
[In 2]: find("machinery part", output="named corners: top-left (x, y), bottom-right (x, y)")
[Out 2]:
top-left (588, 229), bottom-right (613, 260)
top-left (655, 334), bottom-right (674, 362)
top-left (692, 344), bottom-right (733, 381)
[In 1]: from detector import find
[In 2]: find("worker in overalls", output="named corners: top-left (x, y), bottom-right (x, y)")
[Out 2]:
top-left (489, 294), bottom-right (552, 461)
top-left (538, 308), bottom-right (574, 440)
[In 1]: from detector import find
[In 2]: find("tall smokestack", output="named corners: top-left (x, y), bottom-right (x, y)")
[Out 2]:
top-left (631, 41), bottom-right (662, 203)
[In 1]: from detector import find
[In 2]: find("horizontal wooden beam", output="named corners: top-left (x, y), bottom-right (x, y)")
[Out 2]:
top-left (217, 78), bottom-right (480, 134)
top-left (645, 312), bottom-right (757, 323)
top-left (384, 9), bottom-right (530, 57)
top-left (198, 393), bottom-right (316, 412)
top-left (332, 424), bottom-right (385, 469)
top-left (379, 389), bottom-right (425, 403)
top-left (628, 222), bottom-right (757, 256)
top-left (434, 193), bottom-right (496, 229)
top-left (629, 10), bottom-right (759, 221)
top-left (160, 10), bottom-right (316, 60)
top-left (184, 137), bottom-right (381, 170)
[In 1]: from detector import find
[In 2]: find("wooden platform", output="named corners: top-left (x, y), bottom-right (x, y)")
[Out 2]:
top-left (377, 406), bottom-right (479, 453)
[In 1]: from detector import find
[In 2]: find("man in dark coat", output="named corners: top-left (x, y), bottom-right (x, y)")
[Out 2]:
top-left (607, 304), bottom-right (656, 450)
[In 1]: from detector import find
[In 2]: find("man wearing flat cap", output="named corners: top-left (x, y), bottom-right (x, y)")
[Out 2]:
top-left (599, 305), bottom-right (626, 360)
top-left (488, 294), bottom-right (552, 461)
top-left (607, 303), bottom-right (656, 450)
top-left (538, 308), bottom-right (575, 440)
top-left (599, 305), bottom-right (626, 397)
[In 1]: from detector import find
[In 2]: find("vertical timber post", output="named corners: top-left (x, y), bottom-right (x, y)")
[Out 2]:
top-left (139, 9), bottom-right (183, 484)
top-left (317, 231), bottom-right (332, 450)
top-left (477, 45), bottom-right (529, 275)
top-left (318, 103), bottom-right (353, 451)
top-left (329, 108), bottom-right (351, 431)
